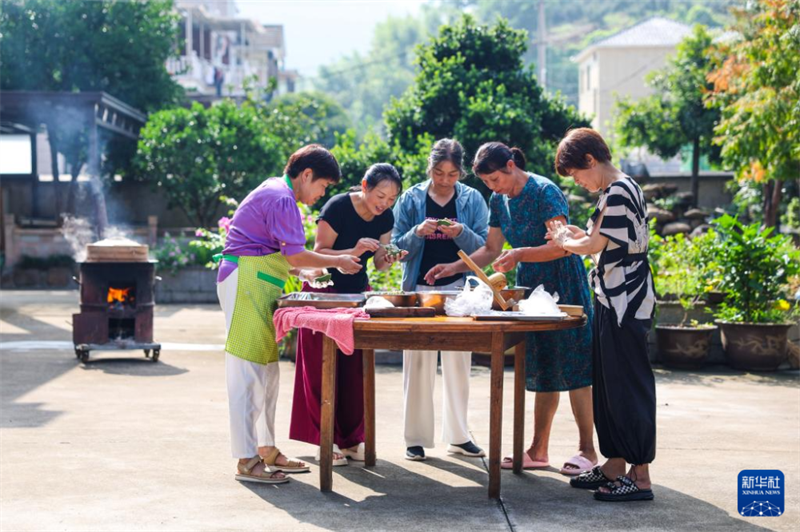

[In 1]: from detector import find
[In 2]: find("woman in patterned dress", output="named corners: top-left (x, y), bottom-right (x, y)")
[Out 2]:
top-left (549, 128), bottom-right (656, 502)
top-left (427, 142), bottom-right (597, 476)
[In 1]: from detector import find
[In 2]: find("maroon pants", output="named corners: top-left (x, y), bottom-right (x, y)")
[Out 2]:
top-left (289, 286), bottom-right (365, 450)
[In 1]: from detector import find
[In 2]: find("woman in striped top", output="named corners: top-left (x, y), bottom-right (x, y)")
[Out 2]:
top-left (548, 128), bottom-right (657, 502)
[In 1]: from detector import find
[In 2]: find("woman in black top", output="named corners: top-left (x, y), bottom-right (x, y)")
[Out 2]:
top-left (289, 163), bottom-right (406, 465)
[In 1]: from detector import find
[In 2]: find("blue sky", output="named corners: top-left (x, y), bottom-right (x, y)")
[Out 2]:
top-left (236, 0), bottom-right (428, 76)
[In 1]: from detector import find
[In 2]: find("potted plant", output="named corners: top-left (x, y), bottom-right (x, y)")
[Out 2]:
top-left (652, 231), bottom-right (718, 369)
top-left (711, 215), bottom-right (800, 371)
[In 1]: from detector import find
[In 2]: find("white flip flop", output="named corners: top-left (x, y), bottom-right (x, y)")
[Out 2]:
top-left (316, 444), bottom-right (348, 467)
top-left (341, 442), bottom-right (366, 461)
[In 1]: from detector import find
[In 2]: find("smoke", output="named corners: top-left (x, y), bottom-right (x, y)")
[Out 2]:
top-left (60, 216), bottom-right (95, 263)
top-left (61, 216), bottom-right (143, 262)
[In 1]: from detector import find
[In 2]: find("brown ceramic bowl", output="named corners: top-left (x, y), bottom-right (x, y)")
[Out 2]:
top-left (492, 287), bottom-right (529, 310)
top-left (416, 291), bottom-right (461, 315)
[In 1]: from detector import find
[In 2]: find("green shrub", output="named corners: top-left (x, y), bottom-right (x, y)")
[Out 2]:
top-left (650, 229), bottom-right (720, 326)
top-left (711, 214), bottom-right (800, 323)
top-left (18, 254), bottom-right (75, 270)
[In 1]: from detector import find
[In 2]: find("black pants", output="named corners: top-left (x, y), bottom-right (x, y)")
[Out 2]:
top-left (592, 300), bottom-right (656, 465)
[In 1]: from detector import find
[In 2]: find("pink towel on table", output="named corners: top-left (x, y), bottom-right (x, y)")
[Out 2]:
top-left (274, 306), bottom-right (369, 355)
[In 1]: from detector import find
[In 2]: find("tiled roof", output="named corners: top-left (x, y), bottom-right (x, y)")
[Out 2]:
top-left (575, 17), bottom-right (692, 61)
top-left (596, 17), bottom-right (691, 47)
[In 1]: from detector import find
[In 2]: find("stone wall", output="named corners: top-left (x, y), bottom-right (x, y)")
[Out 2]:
top-left (154, 266), bottom-right (218, 304)
top-left (639, 171), bottom-right (734, 209)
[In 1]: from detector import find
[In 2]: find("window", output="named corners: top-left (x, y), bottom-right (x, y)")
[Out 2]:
top-left (586, 65), bottom-right (591, 91)
top-left (0, 134), bottom-right (33, 175)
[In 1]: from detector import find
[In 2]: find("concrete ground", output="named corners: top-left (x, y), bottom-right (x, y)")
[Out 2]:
top-left (1, 290), bottom-right (798, 532)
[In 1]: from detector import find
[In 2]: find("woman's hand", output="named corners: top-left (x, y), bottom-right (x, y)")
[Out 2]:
top-left (414, 219), bottom-right (439, 237)
top-left (546, 220), bottom-right (576, 248)
top-left (492, 249), bottom-right (519, 273)
top-left (335, 255), bottom-right (362, 275)
top-left (298, 268), bottom-right (333, 288)
top-left (353, 238), bottom-right (381, 256)
top-left (566, 224), bottom-right (587, 239)
top-left (438, 221), bottom-right (464, 238)
top-left (545, 221), bottom-right (586, 240)
top-left (424, 263), bottom-right (456, 285)
top-left (383, 249), bottom-right (408, 265)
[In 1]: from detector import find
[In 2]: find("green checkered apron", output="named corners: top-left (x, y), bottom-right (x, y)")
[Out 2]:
top-left (223, 253), bottom-right (291, 365)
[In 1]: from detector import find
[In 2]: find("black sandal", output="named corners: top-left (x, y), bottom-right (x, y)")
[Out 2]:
top-left (593, 476), bottom-right (654, 502)
top-left (570, 466), bottom-right (612, 490)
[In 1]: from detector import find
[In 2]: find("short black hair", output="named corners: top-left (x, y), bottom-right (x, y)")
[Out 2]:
top-left (284, 144), bottom-right (341, 182)
top-left (555, 128), bottom-right (611, 177)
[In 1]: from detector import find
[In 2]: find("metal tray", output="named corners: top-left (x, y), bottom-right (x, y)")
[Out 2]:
top-left (277, 292), bottom-right (365, 309)
top-left (472, 311), bottom-right (568, 321)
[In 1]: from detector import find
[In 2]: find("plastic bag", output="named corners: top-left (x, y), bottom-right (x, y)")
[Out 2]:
top-left (445, 277), bottom-right (494, 316)
top-left (518, 285), bottom-right (563, 316)
top-left (365, 296), bottom-right (394, 309)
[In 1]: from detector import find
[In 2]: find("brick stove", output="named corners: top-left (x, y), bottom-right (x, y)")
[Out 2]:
top-left (72, 240), bottom-right (161, 362)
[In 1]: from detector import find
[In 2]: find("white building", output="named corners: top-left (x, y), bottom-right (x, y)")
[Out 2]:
top-left (575, 17), bottom-right (692, 138)
top-left (169, 0), bottom-right (298, 102)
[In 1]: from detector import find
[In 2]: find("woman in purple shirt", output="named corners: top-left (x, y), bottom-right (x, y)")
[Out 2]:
top-left (217, 144), bottom-right (361, 486)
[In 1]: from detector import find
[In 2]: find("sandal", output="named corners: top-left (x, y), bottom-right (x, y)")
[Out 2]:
top-left (500, 452), bottom-right (549, 470)
top-left (316, 444), bottom-right (348, 467)
top-left (570, 466), bottom-right (612, 490)
top-left (341, 443), bottom-right (366, 462)
top-left (263, 447), bottom-right (310, 474)
top-left (235, 456), bottom-right (289, 484)
top-left (593, 476), bottom-right (654, 502)
top-left (560, 454), bottom-right (597, 476)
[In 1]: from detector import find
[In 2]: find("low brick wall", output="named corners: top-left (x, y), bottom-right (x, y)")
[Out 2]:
top-left (154, 266), bottom-right (218, 304)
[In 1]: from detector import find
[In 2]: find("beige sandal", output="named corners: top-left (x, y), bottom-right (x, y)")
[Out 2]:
top-left (235, 456), bottom-right (289, 484)
top-left (263, 447), bottom-right (310, 473)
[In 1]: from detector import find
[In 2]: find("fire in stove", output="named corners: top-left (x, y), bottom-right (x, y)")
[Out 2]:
top-left (107, 286), bottom-right (135, 306)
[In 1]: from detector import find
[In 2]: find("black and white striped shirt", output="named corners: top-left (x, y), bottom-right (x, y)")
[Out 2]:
top-left (587, 176), bottom-right (655, 324)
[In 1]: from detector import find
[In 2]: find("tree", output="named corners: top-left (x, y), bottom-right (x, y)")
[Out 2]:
top-left (315, 8), bottom-right (448, 135)
top-left (133, 101), bottom-right (282, 228)
top-left (264, 91), bottom-right (351, 149)
top-left (384, 15), bottom-right (588, 192)
top-left (329, 129), bottom-right (433, 198)
top-left (615, 25), bottom-right (721, 207)
top-left (707, 0), bottom-right (800, 228)
top-left (0, 0), bottom-right (182, 224)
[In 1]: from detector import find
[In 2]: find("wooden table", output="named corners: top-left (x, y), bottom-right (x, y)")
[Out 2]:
top-left (318, 315), bottom-right (587, 499)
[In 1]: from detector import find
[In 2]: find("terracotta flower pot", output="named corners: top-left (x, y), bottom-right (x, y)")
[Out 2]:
top-left (655, 325), bottom-right (717, 369)
top-left (717, 321), bottom-right (793, 371)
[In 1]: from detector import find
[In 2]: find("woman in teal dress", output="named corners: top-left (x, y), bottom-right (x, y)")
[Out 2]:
top-left (427, 142), bottom-right (596, 476)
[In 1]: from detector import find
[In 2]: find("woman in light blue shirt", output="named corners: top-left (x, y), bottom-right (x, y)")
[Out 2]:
top-left (392, 138), bottom-right (489, 461)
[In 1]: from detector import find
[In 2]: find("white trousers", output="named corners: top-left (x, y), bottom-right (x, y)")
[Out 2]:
top-left (403, 282), bottom-right (471, 448)
top-left (218, 268), bottom-right (280, 458)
